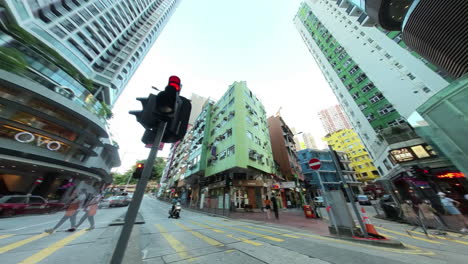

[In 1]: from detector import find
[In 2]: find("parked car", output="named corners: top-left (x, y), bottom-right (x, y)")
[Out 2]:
top-left (0, 195), bottom-right (64, 217)
top-left (313, 196), bottom-right (324, 207)
top-left (357, 195), bottom-right (372, 205)
top-left (99, 196), bottom-right (130, 208)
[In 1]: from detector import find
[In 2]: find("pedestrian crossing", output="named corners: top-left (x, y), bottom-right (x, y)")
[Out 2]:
top-left (1, 218), bottom-right (467, 263)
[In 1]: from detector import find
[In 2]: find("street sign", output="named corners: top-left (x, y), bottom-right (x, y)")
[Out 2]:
top-left (34, 177), bottom-right (43, 185)
top-left (308, 158), bottom-right (321, 170)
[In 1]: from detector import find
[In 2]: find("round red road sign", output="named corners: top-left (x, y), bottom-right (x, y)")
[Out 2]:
top-left (308, 158), bottom-right (321, 170)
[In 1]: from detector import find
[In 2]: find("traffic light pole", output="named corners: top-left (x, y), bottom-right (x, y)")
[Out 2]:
top-left (328, 145), bottom-right (368, 238)
top-left (110, 122), bottom-right (167, 264)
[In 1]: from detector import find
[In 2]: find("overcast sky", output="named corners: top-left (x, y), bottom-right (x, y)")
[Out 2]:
top-left (109, 0), bottom-right (338, 173)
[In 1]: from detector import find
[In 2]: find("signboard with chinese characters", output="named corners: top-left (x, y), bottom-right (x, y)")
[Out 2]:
top-left (390, 144), bottom-right (437, 163)
top-left (279, 181), bottom-right (296, 189)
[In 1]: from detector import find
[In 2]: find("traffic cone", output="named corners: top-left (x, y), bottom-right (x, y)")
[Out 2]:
top-left (361, 207), bottom-right (385, 239)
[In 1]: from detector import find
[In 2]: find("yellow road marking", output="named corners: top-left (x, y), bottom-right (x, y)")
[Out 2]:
top-left (0, 233), bottom-right (48, 254)
top-left (225, 249), bottom-right (235, 253)
top-left (189, 221), bottom-right (224, 233)
top-left (18, 229), bottom-right (87, 264)
top-left (408, 231), bottom-right (468, 245)
top-left (376, 227), bottom-right (442, 244)
top-left (204, 221), bottom-right (284, 242)
top-left (226, 234), bottom-right (262, 246)
top-left (155, 224), bottom-right (191, 259)
top-left (175, 223), bottom-right (223, 246)
top-left (190, 220), bottom-right (262, 246)
top-left (240, 225), bottom-right (300, 238)
top-left (0, 234), bottom-right (14, 240)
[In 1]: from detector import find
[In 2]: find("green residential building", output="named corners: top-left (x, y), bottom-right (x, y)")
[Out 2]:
top-left (294, 1), bottom-right (453, 185)
top-left (162, 81), bottom-right (275, 211)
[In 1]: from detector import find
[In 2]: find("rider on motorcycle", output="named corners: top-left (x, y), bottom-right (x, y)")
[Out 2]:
top-left (171, 195), bottom-right (181, 214)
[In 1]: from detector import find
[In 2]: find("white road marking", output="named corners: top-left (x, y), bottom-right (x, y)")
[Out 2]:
top-left (7, 220), bottom-right (57, 231)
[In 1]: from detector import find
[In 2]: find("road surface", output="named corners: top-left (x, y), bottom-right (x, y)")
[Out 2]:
top-left (1, 196), bottom-right (467, 263)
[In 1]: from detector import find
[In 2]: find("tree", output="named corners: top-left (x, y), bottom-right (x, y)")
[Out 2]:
top-left (112, 158), bottom-right (166, 185)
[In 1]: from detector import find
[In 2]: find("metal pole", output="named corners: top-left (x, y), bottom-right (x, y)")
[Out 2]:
top-left (328, 145), bottom-right (368, 238)
top-left (317, 170), bottom-right (339, 235)
top-left (110, 122), bottom-right (167, 264)
top-left (124, 171), bottom-right (133, 192)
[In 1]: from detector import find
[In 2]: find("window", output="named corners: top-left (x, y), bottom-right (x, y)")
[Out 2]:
top-left (343, 58), bottom-right (353, 67)
top-left (254, 136), bottom-right (261, 145)
top-left (358, 103), bottom-right (367, 110)
top-left (355, 73), bottom-right (367, 83)
top-left (422, 87), bottom-right (431, 93)
top-left (366, 114), bottom-right (376, 122)
top-left (338, 53), bottom-right (347, 60)
top-left (369, 93), bottom-right (384, 104)
top-left (228, 98), bottom-right (235, 107)
top-left (346, 84), bottom-right (353, 90)
top-left (352, 93), bottom-right (360, 99)
top-left (387, 117), bottom-right (406, 127)
top-left (348, 65), bottom-right (359, 75)
top-left (246, 131), bottom-right (253, 140)
top-left (361, 83), bottom-right (375, 93)
top-left (378, 104), bottom-right (395, 115)
top-left (227, 145), bottom-right (235, 156)
top-left (407, 73), bottom-right (416, 80)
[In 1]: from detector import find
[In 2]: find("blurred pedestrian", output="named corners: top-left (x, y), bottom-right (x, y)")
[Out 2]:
top-left (438, 192), bottom-right (468, 233)
top-left (76, 194), bottom-right (102, 230)
top-left (418, 200), bottom-right (446, 231)
top-left (271, 193), bottom-right (279, 220)
top-left (45, 188), bottom-right (87, 234)
top-left (264, 195), bottom-right (271, 220)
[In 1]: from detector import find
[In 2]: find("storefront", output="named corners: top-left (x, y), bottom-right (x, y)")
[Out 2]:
top-left (231, 180), bottom-right (266, 210)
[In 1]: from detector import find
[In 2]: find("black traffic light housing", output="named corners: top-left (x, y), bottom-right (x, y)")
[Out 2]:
top-left (132, 163), bottom-right (144, 179)
top-left (129, 75), bottom-right (192, 144)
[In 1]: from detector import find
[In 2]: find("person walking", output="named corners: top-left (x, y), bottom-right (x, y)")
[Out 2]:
top-left (45, 189), bottom-right (87, 233)
top-left (271, 194), bottom-right (279, 220)
top-left (438, 192), bottom-right (468, 233)
top-left (264, 195), bottom-right (272, 220)
top-left (76, 194), bottom-right (101, 230)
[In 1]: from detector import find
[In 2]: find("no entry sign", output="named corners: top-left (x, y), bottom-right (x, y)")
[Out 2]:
top-left (308, 158), bottom-right (321, 170)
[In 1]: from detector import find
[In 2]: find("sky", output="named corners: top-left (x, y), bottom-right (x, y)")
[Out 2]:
top-left (109, 0), bottom-right (338, 173)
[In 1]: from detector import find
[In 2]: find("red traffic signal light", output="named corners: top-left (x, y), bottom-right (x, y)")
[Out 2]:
top-left (136, 163), bottom-right (144, 169)
top-left (168, 75), bottom-right (181, 91)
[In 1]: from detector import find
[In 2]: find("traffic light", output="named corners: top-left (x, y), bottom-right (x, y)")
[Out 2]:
top-left (129, 94), bottom-right (158, 129)
top-left (155, 76), bottom-right (191, 143)
top-left (132, 163), bottom-right (144, 179)
top-left (129, 75), bottom-right (192, 144)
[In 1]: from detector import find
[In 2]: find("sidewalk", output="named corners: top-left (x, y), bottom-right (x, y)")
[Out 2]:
top-left (229, 208), bottom-right (331, 236)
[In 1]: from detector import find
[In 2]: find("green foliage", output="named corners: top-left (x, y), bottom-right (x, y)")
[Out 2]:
top-left (5, 23), bottom-right (95, 92)
top-left (98, 102), bottom-right (113, 119)
top-left (112, 157), bottom-right (166, 185)
top-left (0, 46), bottom-right (28, 72)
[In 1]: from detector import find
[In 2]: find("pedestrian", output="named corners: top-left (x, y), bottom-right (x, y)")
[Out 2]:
top-left (438, 192), bottom-right (468, 233)
top-left (45, 188), bottom-right (87, 234)
top-left (271, 193), bottom-right (279, 220)
top-left (287, 200), bottom-right (292, 209)
top-left (76, 194), bottom-right (101, 230)
top-left (264, 195), bottom-right (271, 220)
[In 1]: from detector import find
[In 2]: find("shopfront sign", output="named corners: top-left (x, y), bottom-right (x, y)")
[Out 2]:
top-left (14, 131), bottom-right (62, 151)
top-left (234, 180), bottom-right (263, 187)
top-left (390, 144), bottom-right (436, 163)
top-left (279, 181), bottom-right (296, 189)
top-left (436, 172), bottom-right (465, 179)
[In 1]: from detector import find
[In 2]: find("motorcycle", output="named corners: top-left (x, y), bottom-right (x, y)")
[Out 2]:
top-left (168, 202), bottom-right (181, 219)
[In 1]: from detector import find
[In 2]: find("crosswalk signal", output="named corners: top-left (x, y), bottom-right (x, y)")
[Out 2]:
top-left (132, 163), bottom-right (144, 179)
